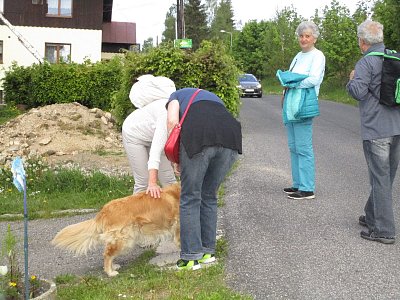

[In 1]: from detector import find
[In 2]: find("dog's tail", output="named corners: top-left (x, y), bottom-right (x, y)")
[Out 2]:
top-left (51, 219), bottom-right (100, 256)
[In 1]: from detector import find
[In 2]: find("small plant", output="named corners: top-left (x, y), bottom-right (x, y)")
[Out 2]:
top-left (0, 225), bottom-right (45, 299)
top-left (0, 225), bottom-right (21, 299)
top-left (0, 105), bottom-right (20, 125)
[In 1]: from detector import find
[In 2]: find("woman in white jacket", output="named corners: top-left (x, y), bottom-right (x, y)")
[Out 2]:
top-left (122, 75), bottom-right (176, 198)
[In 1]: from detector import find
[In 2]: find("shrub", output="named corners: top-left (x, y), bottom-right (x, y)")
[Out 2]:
top-left (111, 41), bottom-right (241, 126)
top-left (4, 42), bottom-right (241, 123)
top-left (3, 58), bottom-right (123, 111)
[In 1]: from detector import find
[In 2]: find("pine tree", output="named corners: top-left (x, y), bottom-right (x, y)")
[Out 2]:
top-left (184, 0), bottom-right (209, 50)
top-left (210, 0), bottom-right (235, 39)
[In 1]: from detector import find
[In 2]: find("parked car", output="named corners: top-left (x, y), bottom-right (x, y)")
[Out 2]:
top-left (238, 74), bottom-right (262, 98)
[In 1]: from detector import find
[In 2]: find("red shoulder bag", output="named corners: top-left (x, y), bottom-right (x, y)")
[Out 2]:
top-left (164, 89), bottom-right (201, 163)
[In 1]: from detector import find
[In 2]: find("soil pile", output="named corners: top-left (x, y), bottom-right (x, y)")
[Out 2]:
top-left (0, 102), bottom-right (131, 175)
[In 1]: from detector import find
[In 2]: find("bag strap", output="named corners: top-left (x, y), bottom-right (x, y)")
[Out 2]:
top-left (366, 50), bottom-right (400, 61)
top-left (366, 51), bottom-right (384, 57)
top-left (179, 88), bottom-right (201, 126)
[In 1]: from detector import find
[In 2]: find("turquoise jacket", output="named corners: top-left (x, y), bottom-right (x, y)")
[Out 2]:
top-left (276, 70), bottom-right (320, 124)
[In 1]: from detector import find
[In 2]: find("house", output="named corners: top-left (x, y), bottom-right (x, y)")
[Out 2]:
top-left (0, 0), bottom-right (137, 103)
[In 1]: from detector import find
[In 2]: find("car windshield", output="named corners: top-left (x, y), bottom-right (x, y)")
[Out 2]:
top-left (239, 74), bottom-right (257, 82)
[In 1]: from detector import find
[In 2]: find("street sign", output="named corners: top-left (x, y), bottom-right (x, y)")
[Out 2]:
top-left (174, 39), bottom-right (192, 49)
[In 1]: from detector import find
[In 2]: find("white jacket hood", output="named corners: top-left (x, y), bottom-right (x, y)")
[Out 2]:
top-left (129, 74), bottom-right (176, 108)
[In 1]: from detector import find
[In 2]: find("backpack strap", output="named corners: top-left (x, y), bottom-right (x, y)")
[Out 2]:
top-left (366, 51), bottom-right (384, 57)
top-left (367, 50), bottom-right (400, 61)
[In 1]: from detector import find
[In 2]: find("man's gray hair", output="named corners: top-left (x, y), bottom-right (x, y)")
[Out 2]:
top-left (357, 20), bottom-right (384, 45)
top-left (296, 21), bottom-right (320, 39)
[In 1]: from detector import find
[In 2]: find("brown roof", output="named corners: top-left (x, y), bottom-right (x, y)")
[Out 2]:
top-left (102, 21), bottom-right (136, 44)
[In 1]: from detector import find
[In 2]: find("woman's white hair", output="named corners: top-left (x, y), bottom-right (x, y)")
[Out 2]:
top-left (296, 21), bottom-right (320, 39)
top-left (357, 20), bottom-right (384, 45)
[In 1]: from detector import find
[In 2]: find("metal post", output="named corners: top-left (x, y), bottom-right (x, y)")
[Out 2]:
top-left (176, 0), bottom-right (184, 39)
top-left (23, 177), bottom-right (29, 300)
top-left (220, 30), bottom-right (232, 49)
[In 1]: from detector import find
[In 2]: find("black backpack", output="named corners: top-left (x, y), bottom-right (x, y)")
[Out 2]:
top-left (367, 49), bottom-right (400, 107)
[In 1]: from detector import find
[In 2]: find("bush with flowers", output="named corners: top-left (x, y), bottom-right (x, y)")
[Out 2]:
top-left (0, 225), bottom-right (45, 299)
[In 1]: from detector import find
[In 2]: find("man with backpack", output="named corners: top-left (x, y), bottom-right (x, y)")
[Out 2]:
top-left (346, 20), bottom-right (400, 245)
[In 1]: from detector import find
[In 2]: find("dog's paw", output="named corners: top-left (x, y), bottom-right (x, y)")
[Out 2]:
top-left (112, 263), bottom-right (121, 270)
top-left (107, 270), bottom-right (119, 277)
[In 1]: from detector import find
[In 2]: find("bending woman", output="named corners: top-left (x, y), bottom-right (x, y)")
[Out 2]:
top-left (122, 75), bottom-right (177, 198)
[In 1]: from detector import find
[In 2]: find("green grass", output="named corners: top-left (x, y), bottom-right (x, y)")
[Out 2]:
top-left (0, 104), bottom-right (21, 125)
top-left (55, 240), bottom-right (251, 300)
top-left (0, 158), bottom-right (133, 219)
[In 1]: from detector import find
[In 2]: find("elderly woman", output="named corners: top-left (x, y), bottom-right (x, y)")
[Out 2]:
top-left (281, 21), bottom-right (326, 200)
top-left (166, 88), bottom-right (242, 270)
top-left (122, 74), bottom-right (177, 198)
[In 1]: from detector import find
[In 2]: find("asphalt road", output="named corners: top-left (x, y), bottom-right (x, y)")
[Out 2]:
top-left (223, 95), bottom-right (400, 299)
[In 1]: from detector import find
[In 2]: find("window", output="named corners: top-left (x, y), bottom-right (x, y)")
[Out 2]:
top-left (47, 0), bottom-right (72, 17)
top-left (0, 41), bottom-right (3, 64)
top-left (45, 43), bottom-right (71, 63)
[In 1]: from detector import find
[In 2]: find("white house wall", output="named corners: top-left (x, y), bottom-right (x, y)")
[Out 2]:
top-left (0, 25), bottom-right (102, 90)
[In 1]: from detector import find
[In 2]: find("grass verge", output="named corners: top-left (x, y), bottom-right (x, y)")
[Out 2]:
top-left (55, 240), bottom-right (251, 300)
top-left (0, 158), bottom-right (133, 220)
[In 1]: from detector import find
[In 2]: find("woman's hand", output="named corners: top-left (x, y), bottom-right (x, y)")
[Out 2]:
top-left (349, 70), bottom-right (355, 80)
top-left (146, 169), bottom-right (161, 198)
top-left (281, 88), bottom-right (287, 108)
top-left (146, 183), bottom-right (162, 198)
top-left (173, 163), bottom-right (181, 176)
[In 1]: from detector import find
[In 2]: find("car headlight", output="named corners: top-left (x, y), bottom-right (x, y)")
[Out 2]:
top-left (256, 84), bottom-right (261, 88)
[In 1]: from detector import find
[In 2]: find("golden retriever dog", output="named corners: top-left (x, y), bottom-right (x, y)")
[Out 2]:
top-left (51, 182), bottom-right (180, 277)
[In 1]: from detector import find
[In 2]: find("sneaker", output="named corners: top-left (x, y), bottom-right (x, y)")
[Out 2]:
top-left (198, 254), bottom-right (216, 264)
top-left (176, 259), bottom-right (201, 271)
top-left (360, 230), bottom-right (395, 244)
top-left (359, 215), bottom-right (367, 227)
top-left (283, 187), bottom-right (298, 194)
top-left (287, 191), bottom-right (315, 200)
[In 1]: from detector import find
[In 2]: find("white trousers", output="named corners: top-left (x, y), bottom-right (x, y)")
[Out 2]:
top-left (123, 138), bottom-right (176, 193)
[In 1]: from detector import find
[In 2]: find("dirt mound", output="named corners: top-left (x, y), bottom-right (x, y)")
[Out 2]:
top-left (0, 102), bottom-right (131, 175)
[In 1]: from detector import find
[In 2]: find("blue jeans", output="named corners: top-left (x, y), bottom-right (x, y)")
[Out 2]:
top-left (363, 136), bottom-right (400, 237)
top-left (285, 118), bottom-right (315, 192)
top-left (179, 145), bottom-right (238, 261)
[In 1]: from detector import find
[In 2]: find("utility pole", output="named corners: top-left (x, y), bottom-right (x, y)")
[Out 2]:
top-left (176, 0), bottom-right (185, 39)
top-left (0, 13), bottom-right (43, 63)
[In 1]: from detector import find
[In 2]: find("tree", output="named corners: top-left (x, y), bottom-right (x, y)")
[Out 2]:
top-left (352, 0), bottom-right (373, 24)
top-left (210, 0), bottom-right (235, 39)
top-left (233, 6), bottom-right (301, 79)
top-left (142, 38), bottom-right (154, 53)
top-left (263, 6), bottom-right (302, 77)
top-left (233, 20), bottom-right (269, 78)
top-left (317, 0), bottom-right (360, 83)
top-left (184, 0), bottom-right (209, 50)
top-left (204, 0), bottom-right (219, 25)
top-left (373, 0), bottom-right (400, 49)
top-left (163, 5), bottom-right (177, 42)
